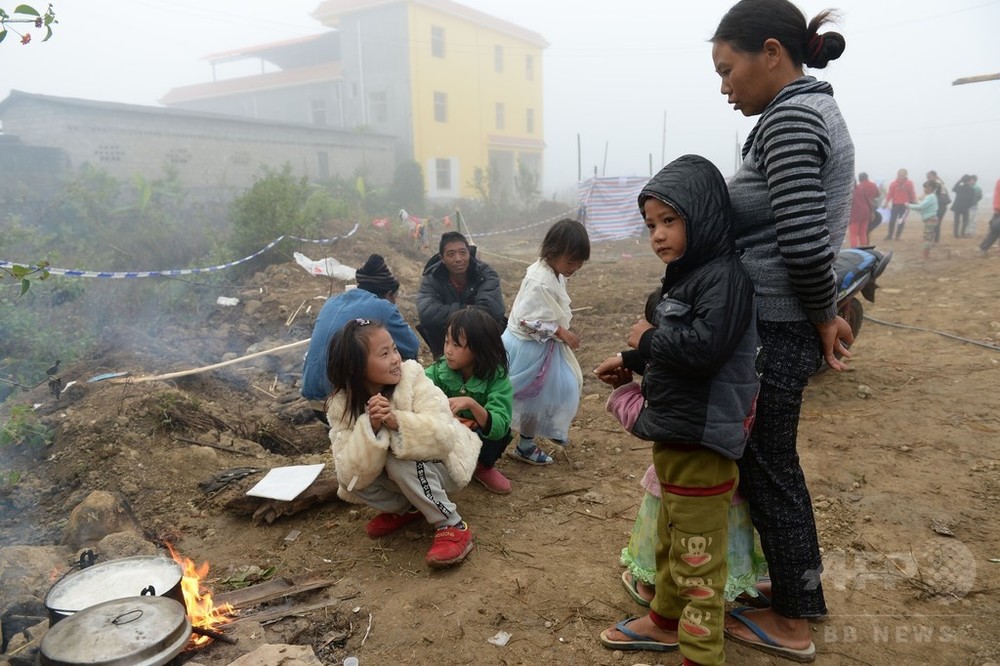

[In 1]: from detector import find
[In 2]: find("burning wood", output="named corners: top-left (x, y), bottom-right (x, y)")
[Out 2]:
top-left (166, 543), bottom-right (235, 646)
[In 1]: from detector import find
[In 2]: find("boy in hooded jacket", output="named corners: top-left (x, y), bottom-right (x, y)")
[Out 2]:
top-left (597, 155), bottom-right (759, 666)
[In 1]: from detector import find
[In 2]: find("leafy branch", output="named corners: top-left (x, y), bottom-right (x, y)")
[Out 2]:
top-left (0, 3), bottom-right (57, 45)
top-left (2, 262), bottom-right (50, 297)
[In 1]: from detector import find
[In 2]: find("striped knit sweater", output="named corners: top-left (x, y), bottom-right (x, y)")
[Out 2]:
top-left (728, 76), bottom-right (855, 324)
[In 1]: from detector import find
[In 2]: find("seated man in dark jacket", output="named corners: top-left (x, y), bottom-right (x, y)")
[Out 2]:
top-left (416, 232), bottom-right (506, 357)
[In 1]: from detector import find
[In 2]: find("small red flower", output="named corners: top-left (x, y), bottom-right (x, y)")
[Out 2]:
top-left (21, 33), bottom-right (32, 45)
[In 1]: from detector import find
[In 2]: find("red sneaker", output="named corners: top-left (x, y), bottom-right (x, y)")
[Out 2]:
top-left (473, 464), bottom-right (512, 495)
top-left (426, 522), bottom-right (473, 568)
top-left (365, 510), bottom-right (422, 538)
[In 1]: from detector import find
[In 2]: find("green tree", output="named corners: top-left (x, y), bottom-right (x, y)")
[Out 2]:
top-left (228, 164), bottom-right (348, 260)
top-left (389, 161), bottom-right (425, 214)
top-left (514, 158), bottom-right (541, 210)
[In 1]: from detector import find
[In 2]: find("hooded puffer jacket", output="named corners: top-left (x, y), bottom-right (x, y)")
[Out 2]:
top-left (631, 155), bottom-right (760, 460)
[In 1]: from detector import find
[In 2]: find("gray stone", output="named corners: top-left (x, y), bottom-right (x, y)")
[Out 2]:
top-left (226, 644), bottom-right (323, 666)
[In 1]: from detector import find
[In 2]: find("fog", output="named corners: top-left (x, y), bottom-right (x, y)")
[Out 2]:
top-left (3, 0), bottom-right (997, 194)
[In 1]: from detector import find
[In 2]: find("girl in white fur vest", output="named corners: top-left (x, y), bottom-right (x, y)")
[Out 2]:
top-left (325, 319), bottom-right (481, 568)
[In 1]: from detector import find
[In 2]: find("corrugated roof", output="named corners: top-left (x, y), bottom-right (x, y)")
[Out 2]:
top-left (312, 0), bottom-right (547, 47)
top-left (203, 32), bottom-right (333, 62)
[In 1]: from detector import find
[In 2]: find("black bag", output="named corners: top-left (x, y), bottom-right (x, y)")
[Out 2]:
top-left (868, 208), bottom-right (883, 233)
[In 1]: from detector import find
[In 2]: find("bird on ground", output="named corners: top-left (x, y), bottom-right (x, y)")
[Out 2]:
top-left (46, 360), bottom-right (61, 377)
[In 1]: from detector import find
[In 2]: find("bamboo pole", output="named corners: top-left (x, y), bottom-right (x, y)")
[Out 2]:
top-left (111, 339), bottom-right (309, 384)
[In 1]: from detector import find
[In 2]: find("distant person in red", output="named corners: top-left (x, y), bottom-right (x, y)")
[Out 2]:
top-left (882, 168), bottom-right (916, 240)
top-left (848, 172), bottom-right (879, 247)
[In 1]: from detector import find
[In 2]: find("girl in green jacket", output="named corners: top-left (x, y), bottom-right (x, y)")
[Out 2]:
top-left (425, 307), bottom-right (515, 495)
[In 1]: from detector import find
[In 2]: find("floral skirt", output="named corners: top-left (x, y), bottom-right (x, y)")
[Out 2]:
top-left (620, 491), bottom-right (768, 601)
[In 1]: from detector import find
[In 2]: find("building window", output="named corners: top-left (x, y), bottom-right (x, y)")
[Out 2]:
top-left (166, 148), bottom-right (191, 164)
top-left (431, 25), bottom-right (445, 58)
top-left (495, 103), bottom-right (505, 130)
top-left (433, 91), bottom-right (448, 122)
top-left (526, 108), bottom-right (535, 134)
top-left (525, 54), bottom-right (534, 81)
top-left (435, 159), bottom-right (452, 190)
top-left (96, 144), bottom-right (124, 162)
top-left (310, 99), bottom-right (327, 125)
top-left (369, 91), bottom-right (388, 123)
top-left (318, 152), bottom-right (330, 180)
top-left (494, 45), bottom-right (503, 73)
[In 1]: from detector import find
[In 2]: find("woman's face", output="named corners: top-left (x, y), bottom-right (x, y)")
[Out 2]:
top-left (712, 41), bottom-right (773, 117)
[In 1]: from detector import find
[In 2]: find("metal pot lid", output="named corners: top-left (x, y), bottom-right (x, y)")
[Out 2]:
top-left (45, 556), bottom-right (183, 613)
top-left (40, 596), bottom-right (191, 666)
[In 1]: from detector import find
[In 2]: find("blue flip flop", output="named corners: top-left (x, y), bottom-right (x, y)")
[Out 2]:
top-left (725, 606), bottom-right (816, 663)
top-left (599, 616), bottom-right (678, 652)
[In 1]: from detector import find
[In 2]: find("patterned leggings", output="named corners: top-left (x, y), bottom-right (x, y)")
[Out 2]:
top-left (737, 320), bottom-right (827, 618)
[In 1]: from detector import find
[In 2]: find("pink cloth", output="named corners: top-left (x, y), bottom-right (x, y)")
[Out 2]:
top-left (607, 382), bottom-right (744, 503)
top-left (606, 382), bottom-right (643, 431)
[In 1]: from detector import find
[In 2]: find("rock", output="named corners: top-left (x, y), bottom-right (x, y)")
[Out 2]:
top-left (94, 531), bottom-right (158, 560)
top-left (243, 300), bottom-right (263, 317)
top-left (0, 545), bottom-right (73, 599)
top-left (856, 384), bottom-right (873, 399)
top-left (226, 644), bottom-right (323, 666)
top-left (61, 491), bottom-right (146, 550)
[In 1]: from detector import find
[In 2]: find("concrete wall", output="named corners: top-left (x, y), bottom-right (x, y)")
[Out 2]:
top-left (0, 94), bottom-right (395, 193)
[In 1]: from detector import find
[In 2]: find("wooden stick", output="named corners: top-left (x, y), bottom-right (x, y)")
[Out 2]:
top-left (192, 625), bottom-right (238, 645)
top-left (111, 339), bottom-right (309, 384)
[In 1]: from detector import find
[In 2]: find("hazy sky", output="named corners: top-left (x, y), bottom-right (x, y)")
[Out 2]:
top-left (3, 0), bottom-right (998, 194)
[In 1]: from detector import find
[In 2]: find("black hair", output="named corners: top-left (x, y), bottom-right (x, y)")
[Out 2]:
top-left (711, 0), bottom-right (845, 69)
top-left (444, 307), bottom-right (509, 380)
top-left (643, 289), bottom-right (661, 325)
top-left (540, 218), bottom-right (591, 263)
top-left (326, 319), bottom-right (394, 424)
top-left (922, 180), bottom-right (937, 191)
top-left (439, 231), bottom-right (470, 257)
top-left (858, 173), bottom-right (869, 182)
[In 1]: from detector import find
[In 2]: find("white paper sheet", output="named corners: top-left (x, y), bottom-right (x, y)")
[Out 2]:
top-left (245, 464), bottom-right (325, 501)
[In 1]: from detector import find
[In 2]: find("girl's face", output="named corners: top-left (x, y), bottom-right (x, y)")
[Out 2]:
top-left (363, 327), bottom-right (402, 394)
top-left (711, 40), bottom-right (774, 117)
top-left (444, 330), bottom-right (475, 379)
top-left (546, 254), bottom-right (585, 278)
top-left (643, 198), bottom-right (687, 265)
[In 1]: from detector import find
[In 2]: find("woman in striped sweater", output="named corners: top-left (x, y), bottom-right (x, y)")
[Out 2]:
top-left (711, 0), bottom-right (855, 662)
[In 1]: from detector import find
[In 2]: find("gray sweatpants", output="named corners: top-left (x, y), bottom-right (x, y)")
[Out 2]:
top-left (353, 454), bottom-right (462, 528)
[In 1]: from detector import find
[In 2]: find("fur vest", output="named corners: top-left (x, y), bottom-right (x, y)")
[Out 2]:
top-left (326, 360), bottom-right (482, 503)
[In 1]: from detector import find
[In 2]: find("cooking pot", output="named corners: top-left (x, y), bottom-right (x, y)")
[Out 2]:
top-left (39, 595), bottom-right (191, 666)
top-left (44, 555), bottom-right (184, 625)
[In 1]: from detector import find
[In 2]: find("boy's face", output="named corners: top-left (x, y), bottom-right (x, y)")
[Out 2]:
top-left (643, 198), bottom-right (687, 265)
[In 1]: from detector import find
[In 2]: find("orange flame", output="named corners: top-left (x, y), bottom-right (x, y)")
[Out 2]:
top-left (166, 543), bottom-right (234, 646)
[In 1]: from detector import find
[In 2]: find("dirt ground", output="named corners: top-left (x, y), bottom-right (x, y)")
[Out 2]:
top-left (2, 218), bottom-right (999, 666)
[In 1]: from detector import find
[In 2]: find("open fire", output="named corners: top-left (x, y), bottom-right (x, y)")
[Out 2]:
top-left (166, 543), bottom-right (235, 646)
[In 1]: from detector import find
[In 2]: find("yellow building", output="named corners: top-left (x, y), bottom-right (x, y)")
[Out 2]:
top-left (163, 0), bottom-right (547, 200)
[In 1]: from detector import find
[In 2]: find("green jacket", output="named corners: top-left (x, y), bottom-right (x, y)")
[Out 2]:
top-left (425, 358), bottom-right (513, 442)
